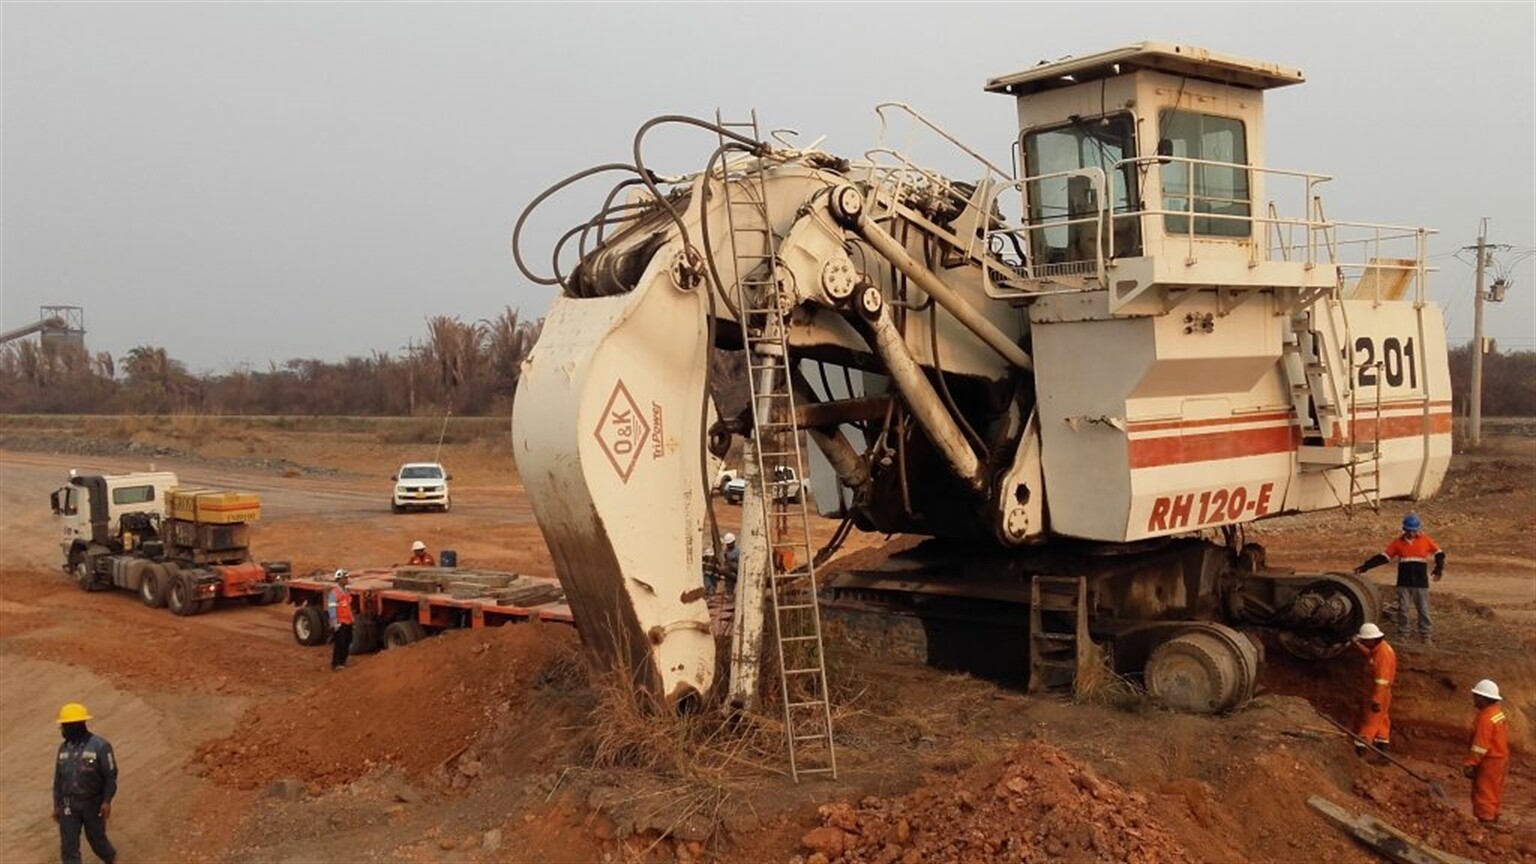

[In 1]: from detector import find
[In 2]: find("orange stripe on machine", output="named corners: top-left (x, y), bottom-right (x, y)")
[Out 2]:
top-left (1130, 425), bottom-right (1297, 469)
top-left (1129, 410), bottom-right (1451, 469)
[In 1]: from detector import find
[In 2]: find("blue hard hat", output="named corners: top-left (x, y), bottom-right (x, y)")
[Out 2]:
top-left (1402, 513), bottom-right (1422, 532)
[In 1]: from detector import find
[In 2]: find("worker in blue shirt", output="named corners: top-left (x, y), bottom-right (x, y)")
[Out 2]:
top-left (53, 702), bottom-right (117, 864)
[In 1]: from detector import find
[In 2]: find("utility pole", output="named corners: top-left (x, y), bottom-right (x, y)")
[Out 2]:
top-left (1469, 218), bottom-right (1488, 448)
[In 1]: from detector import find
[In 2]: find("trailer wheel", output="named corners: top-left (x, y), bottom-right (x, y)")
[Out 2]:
top-left (138, 564), bottom-right (166, 608)
top-left (292, 606), bottom-right (329, 647)
top-left (350, 619), bottom-right (383, 655)
top-left (382, 620), bottom-right (426, 649)
top-left (167, 573), bottom-right (198, 616)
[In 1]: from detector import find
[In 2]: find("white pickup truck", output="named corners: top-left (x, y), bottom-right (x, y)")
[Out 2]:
top-left (391, 462), bottom-right (451, 513)
top-left (721, 465), bottom-right (804, 505)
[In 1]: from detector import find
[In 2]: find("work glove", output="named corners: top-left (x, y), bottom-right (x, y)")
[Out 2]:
top-left (1433, 570), bottom-right (1444, 582)
top-left (1462, 764), bottom-right (1476, 779)
top-left (1370, 701), bottom-right (1381, 713)
top-left (100, 802), bottom-right (111, 820)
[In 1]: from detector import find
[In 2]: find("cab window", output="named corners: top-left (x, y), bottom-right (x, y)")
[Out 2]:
top-left (1022, 113), bottom-right (1141, 266)
top-left (112, 485), bottom-right (156, 506)
top-left (1159, 110), bottom-right (1250, 237)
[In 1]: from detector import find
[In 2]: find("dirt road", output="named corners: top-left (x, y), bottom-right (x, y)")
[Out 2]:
top-left (0, 446), bottom-right (548, 863)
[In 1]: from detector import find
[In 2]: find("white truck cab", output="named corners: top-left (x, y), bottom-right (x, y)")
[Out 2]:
top-left (391, 462), bottom-right (451, 513)
top-left (51, 471), bottom-right (180, 560)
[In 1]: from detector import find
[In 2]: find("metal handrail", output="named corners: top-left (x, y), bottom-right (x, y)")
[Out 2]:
top-left (850, 103), bottom-right (1433, 303)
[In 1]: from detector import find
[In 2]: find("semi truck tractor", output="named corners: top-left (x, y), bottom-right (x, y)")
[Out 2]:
top-left (51, 471), bottom-right (290, 615)
top-left (510, 43), bottom-right (1450, 777)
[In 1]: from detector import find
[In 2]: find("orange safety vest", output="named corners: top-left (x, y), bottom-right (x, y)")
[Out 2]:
top-left (328, 585), bottom-right (354, 626)
top-left (1465, 702), bottom-right (1509, 822)
top-left (1356, 640), bottom-right (1396, 745)
top-left (409, 551), bottom-right (435, 566)
top-left (1382, 533), bottom-right (1443, 588)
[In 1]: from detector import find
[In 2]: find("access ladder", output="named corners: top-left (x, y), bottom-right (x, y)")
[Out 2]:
top-left (1029, 575), bottom-right (1090, 693)
top-left (1282, 303), bottom-right (1382, 512)
top-left (716, 112), bottom-right (837, 781)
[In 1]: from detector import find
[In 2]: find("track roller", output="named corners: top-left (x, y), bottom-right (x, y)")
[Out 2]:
top-left (1145, 623), bottom-right (1259, 714)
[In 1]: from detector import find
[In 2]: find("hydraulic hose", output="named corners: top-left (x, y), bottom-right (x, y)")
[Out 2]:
top-left (512, 163), bottom-right (644, 286)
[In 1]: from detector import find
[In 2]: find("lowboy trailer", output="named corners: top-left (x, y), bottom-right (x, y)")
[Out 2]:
top-left (285, 567), bottom-right (574, 654)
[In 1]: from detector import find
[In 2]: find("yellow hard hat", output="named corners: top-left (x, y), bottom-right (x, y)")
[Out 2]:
top-left (57, 703), bottom-right (92, 724)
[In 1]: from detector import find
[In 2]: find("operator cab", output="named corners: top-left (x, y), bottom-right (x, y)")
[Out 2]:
top-left (985, 43), bottom-right (1329, 307)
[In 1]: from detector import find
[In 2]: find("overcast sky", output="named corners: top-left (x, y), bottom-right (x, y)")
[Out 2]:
top-left (4, 2), bottom-right (1532, 374)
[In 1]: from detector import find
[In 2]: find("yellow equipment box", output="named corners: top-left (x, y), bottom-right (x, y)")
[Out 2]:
top-left (165, 488), bottom-right (261, 524)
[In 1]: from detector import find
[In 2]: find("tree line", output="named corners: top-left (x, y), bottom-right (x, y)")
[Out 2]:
top-left (0, 308), bottom-right (543, 417)
top-left (2, 319), bottom-right (1532, 418)
top-left (1446, 343), bottom-right (1536, 417)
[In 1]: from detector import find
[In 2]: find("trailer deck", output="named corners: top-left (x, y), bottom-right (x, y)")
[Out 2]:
top-left (285, 567), bottom-right (573, 650)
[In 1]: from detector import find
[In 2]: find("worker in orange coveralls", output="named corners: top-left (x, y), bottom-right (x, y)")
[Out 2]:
top-left (408, 540), bottom-right (435, 566)
top-left (1463, 679), bottom-right (1509, 823)
top-left (1353, 622), bottom-right (1396, 760)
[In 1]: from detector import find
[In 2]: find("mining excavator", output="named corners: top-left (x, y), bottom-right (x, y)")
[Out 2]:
top-left (511, 43), bottom-right (1451, 779)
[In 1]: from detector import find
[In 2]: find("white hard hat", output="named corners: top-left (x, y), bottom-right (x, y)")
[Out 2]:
top-left (722, 532), bottom-right (736, 545)
top-left (412, 540), bottom-right (426, 551)
top-left (1356, 622), bottom-right (1385, 640)
top-left (334, 569), bottom-right (349, 580)
top-left (1471, 679), bottom-right (1502, 701)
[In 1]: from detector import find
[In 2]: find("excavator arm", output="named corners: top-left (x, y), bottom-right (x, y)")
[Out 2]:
top-left (513, 137), bottom-right (1045, 702)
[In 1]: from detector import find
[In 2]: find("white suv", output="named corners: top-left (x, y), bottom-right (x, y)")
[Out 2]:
top-left (391, 462), bottom-right (451, 513)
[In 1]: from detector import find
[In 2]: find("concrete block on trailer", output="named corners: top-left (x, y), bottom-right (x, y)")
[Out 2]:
top-left (392, 575), bottom-right (449, 593)
top-left (448, 582), bottom-right (493, 599)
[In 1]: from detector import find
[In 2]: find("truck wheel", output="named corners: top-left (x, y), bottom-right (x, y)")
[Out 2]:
top-left (195, 598), bottom-right (216, 615)
top-left (350, 619), bottom-right (383, 654)
top-left (74, 561), bottom-right (93, 592)
top-left (138, 565), bottom-right (166, 608)
top-left (391, 501), bottom-right (404, 514)
top-left (382, 620), bottom-right (426, 649)
top-left (292, 606), bottom-right (329, 647)
top-left (167, 573), bottom-right (198, 616)
top-left (440, 497), bottom-right (451, 513)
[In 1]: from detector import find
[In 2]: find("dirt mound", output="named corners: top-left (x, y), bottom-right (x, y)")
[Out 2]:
top-left (1350, 769), bottom-right (1536, 862)
top-left (800, 740), bottom-right (1193, 864)
top-left (195, 623), bottom-right (579, 791)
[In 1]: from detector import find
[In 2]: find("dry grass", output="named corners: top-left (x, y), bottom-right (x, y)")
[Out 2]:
top-left (583, 666), bottom-right (785, 782)
top-left (1072, 648), bottom-right (1153, 713)
top-left (561, 644), bottom-right (789, 855)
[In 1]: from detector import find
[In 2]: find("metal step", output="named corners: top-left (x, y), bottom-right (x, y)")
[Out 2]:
top-left (1033, 631), bottom-right (1077, 643)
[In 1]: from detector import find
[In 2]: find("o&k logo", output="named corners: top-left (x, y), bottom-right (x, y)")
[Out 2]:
top-left (594, 380), bottom-right (651, 483)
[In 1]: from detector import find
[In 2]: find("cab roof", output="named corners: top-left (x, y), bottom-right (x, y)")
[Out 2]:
top-left (985, 41), bottom-right (1304, 97)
